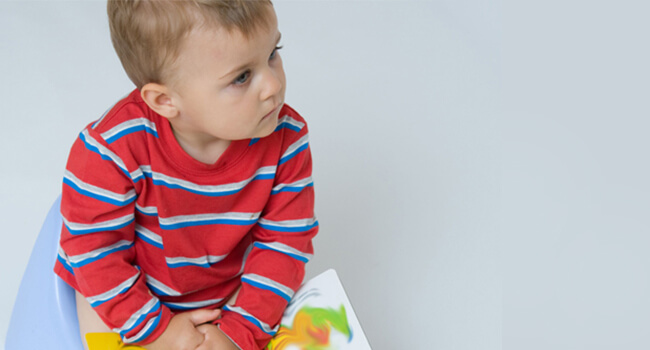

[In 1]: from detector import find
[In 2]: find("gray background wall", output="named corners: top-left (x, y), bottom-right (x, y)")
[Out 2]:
top-left (1, 1), bottom-right (648, 349)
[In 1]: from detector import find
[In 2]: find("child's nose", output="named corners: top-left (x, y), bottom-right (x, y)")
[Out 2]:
top-left (260, 68), bottom-right (283, 101)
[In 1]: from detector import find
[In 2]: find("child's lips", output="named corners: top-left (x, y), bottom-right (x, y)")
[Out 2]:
top-left (263, 104), bottom-right (280, 119)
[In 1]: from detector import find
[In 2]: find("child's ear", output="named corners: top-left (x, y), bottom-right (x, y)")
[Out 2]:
top-left (140, 83), bottom-right (179, 119)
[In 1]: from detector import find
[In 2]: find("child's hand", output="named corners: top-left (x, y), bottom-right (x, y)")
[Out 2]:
top-left (195, 324), bottom-right (239, 350)
top-left (145, 309), bottom-right (221, 350)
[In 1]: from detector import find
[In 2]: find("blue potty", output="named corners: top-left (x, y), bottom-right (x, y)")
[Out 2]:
top-left (6, 196), bottom-right (84, 349)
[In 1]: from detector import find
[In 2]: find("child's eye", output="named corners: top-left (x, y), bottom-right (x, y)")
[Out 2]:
top-left (270, 45), bottom-right (283, 60)
top-left (233, 71), bottom-right (250, 85)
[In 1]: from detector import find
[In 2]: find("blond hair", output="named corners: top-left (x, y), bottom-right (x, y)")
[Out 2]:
top-left (107, 0), bottom-right (273, 89)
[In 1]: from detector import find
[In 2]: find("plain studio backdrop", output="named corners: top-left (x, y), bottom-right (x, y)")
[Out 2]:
top-left (1, 1), bottom-right (649, 349)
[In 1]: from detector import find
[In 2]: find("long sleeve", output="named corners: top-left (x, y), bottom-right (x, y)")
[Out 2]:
top-left (216, 114), bottom-right (318, 349)
top-left (54, 127), bottom-right (172, 345)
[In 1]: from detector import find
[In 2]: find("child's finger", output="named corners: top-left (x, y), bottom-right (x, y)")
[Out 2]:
top-left (194, 326), bottom-right (215, 350)
top-left (195, 324), bottom-right (211, 335)
top-left (187, 308), bottom-right (222, 326)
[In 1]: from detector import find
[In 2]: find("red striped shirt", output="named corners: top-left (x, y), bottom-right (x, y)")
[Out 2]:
top-left (54, 89), bottom-right (318, 349)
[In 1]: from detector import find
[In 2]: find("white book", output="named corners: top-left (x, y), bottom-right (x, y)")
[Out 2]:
top-left (267, 269), bottom-right (372, 350)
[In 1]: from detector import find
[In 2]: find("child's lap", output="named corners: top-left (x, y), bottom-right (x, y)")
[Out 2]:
top-left (76, 287), bottom-right (241, 350)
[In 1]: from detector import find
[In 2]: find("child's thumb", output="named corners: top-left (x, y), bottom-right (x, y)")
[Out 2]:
top-left (188, 308), bottom-right (222, 325)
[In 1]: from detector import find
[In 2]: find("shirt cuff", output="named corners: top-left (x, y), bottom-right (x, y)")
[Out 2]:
top-left (129, 305), bottom-right (173, 346)
top-left (217, 311), bottom-right (272, 350)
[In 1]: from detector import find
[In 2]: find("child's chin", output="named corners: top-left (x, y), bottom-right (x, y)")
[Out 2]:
top-left (257, 129), bottom-right (275, 139)
top-left (257, 119), bottom-right (279, 138)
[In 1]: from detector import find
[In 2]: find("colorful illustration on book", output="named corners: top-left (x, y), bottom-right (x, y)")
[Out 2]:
top-left (266, 269), bottom-right (371, 350)
top-left (267, 304), bottom-right (352, 350)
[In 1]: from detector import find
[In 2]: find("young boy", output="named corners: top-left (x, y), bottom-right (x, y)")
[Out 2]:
top-left (53, 1), bottom-right (318, 349)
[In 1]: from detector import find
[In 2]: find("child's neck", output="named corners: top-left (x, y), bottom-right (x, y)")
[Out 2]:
top-left (171, 127), bottom-right (231, 165)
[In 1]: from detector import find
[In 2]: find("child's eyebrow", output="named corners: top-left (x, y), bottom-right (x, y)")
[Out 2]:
top-left (220, 33), bottom-right (282, 80)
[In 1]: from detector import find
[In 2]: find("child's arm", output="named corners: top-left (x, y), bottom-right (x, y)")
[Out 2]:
top-left (215, 109), bottom-right (318, 349)
top-left (55, 127), bottom-right (172, 345)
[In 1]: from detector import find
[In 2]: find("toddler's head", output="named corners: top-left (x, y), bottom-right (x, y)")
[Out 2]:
top-left (107, 0), bottom-right (287, 155)
top-left (108, 0), bottom-right (273, 89)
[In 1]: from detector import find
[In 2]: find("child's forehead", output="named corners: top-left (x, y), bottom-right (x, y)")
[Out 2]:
top-left (186, 22), bottom-right (278, 59)
top-left (194, 3), bottom-right (278, 40)
top-left (193, 6), bottom-right (276, 41)
top-left (172, 17), bottom-right (279, 80)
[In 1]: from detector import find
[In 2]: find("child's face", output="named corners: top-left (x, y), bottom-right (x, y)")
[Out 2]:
top-left (167, 8), bottom-right (285, 148)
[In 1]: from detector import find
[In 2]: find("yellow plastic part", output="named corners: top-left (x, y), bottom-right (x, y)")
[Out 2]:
top-left (85, 333), bottom-right (144, 350)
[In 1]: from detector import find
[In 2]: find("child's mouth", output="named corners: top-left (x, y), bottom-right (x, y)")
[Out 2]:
top-left (262, 104), bottom-right (280, 119)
